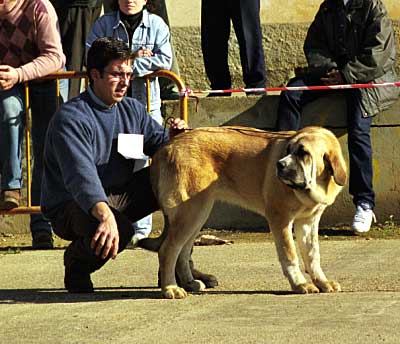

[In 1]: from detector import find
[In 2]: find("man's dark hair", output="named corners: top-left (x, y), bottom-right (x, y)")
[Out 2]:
top-left (87, 37), bottom-right (133, 84)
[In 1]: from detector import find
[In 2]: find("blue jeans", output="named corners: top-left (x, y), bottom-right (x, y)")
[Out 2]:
top-left (276, 76), bottom-right (375, 208)
top-left (0, 79), bottom-right (68, 234)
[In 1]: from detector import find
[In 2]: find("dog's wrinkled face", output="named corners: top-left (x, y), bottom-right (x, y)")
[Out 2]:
top-left (276, 131), bottom-right (343, 191)
top-left (277, 140), bottom-right (315, 190)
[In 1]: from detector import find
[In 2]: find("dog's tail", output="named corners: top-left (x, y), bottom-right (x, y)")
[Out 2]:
top-left (137, 215), bottom-right (169, 252)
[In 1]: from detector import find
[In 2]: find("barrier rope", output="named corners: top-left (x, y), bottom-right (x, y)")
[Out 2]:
top-left (179, 81), bottom-right (400, 97)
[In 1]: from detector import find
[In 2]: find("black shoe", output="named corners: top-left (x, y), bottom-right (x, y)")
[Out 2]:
top-left (161, 88), bottom-right (180, 100)
top-left (206, 92), bottom-right (231, 97)
top-left (64, 267), bottom-right (94, 293)
top-left (245, 84), bottom-right (267, 96)
top-left (246, 90), bottom-right (266, 96)
top-left (32, 230), bottom-right (54, 249)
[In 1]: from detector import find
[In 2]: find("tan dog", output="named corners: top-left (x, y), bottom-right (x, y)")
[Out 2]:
top-left (140, 126), bottom-right (347, 299)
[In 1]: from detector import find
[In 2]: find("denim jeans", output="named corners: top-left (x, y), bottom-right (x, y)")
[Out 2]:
top-left (276, 76), bottom-right (375, 208)
top-left (0, 85), bottom-right (25, 191)
top-left (0, 78), bottom-right (68, 234)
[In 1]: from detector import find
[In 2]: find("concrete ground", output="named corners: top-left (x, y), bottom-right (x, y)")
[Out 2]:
top-left (1, 235), bottom-right (400, 344)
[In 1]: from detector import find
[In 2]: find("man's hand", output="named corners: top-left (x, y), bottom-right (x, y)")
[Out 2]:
top-left (168, 117), bottom-right (188, 138)
top-left (320, 69), bottom-right (344, 85)
top-left (0, 65), bottom-right (19, 91)
top-left (90, 202), bottom-right (119, 260)
top-left (135, 47), bottom-right (153, 58)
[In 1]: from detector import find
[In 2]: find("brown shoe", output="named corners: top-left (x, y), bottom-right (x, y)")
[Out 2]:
top-left (0, 189), bottom-right (21, 210)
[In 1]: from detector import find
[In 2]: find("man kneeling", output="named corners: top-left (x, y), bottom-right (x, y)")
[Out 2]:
top-left (40, 37), bottom-right (215, 292)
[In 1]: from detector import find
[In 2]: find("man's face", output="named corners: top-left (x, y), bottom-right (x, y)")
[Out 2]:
top-left (118, 0), bottom-right (147, 15)
top-left (91, 58), bottom-right (133, 107)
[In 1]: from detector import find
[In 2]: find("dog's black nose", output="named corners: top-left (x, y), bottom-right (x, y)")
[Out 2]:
top-left (277, 160), bottom-right (287, 171)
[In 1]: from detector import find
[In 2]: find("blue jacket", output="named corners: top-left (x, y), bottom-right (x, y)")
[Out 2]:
top-left (40, 88), bottom-right (168, 219)
top-left (86, 10), bottom-right (172, 113)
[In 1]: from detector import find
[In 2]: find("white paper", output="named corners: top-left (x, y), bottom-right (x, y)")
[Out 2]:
top-left (117, 133), bottom-right (148, 160)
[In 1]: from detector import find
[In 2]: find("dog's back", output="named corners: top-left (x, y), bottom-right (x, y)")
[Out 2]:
top-left (151, 127), bottom-right (290, 212)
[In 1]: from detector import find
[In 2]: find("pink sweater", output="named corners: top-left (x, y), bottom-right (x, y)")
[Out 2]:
top-left (0, 0), bottom-right (65, 82)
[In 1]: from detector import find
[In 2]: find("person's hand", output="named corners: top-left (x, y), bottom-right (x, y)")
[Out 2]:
top-left (320, 69), bottom-right (344, 85)
top-left (168, 117), bottom-right (188, 137)
top-left (0, 65), bottom-right (19, 90)
top-left (135, 47), bottom-right (153, 58)
top-left (90, 202), bottom-right (119, 259)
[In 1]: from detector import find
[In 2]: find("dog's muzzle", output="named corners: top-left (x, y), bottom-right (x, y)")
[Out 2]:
top-left (276, 158), bottom-right (307, 190)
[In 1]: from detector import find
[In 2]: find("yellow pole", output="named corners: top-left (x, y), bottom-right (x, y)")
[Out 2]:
top-left (146, 77), bottom-right (151, 112)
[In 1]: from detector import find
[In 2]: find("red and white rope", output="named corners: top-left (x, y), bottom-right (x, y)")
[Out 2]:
top-left (179, 81), bottom-right (400, 98)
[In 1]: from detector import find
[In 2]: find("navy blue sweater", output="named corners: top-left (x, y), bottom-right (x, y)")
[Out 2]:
top-left (41, 90), bottom-right (168, 219)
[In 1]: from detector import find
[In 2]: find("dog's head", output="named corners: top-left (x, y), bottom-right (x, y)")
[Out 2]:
top-left (276, 127), bottom-right (347, 194)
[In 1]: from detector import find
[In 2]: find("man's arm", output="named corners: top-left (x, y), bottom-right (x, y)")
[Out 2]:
top-left (303, 6), bottom-right (338, 78)
top-left (133, 15), bottom-right (173, 76)
top-left (16, 1), bottom-right (65, 83)
top-left (49, 115), bottom-right (120, 259)
top-left (90, 202), bottom-right (119, 259)
top-left (0, 2), bottom-right (65, 90)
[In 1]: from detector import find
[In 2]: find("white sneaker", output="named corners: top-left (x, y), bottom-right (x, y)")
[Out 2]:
top-left (131, 233), bottom-right (147, 249)
top-left (352, 203), bottom-right (376, 233)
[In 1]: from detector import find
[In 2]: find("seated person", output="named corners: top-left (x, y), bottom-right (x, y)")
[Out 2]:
top-left (275, 0), bottom-right (399, 233)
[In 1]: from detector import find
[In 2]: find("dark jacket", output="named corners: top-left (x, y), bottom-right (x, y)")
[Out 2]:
top-left (41, 89), bottom-right (168, 219)
top-left (304, 0), bottom-right (399, 116)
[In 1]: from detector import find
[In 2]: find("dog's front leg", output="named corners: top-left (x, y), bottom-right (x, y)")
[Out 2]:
top-left (270, 220), bottom-right (319, 294)
top-left (294, 217), bottom-right (341, 293)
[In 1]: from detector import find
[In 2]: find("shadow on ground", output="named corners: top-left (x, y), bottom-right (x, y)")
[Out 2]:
top-left (0, 287), bottom-right (294, 305)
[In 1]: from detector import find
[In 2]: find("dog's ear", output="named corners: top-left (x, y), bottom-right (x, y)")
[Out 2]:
top-left (324, 151), bottom-right (347, 186)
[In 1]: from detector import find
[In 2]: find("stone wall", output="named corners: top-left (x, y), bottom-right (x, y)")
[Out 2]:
top-left (171, 21), bottom-right (400, 92)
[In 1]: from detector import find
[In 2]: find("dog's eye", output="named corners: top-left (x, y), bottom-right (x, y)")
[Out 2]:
top-left (296, 146), bottom-right (309, 158)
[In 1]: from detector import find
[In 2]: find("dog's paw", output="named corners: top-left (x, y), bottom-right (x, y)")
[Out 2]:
top-left (184, 279), bottom-right (206, 292)
top-left (191, 269), bottom-right (219, 288)
top-left (315, 280), bottom-right (341, 293)
top-left (163, 285), bottom-right (188, 299)
top-left (293, 282), bottom-right (320, 294)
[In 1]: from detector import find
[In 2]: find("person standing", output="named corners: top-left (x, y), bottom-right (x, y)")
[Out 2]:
top-left (103, 0), bottom-right (180, 99)
top-left (86, 0), bottom-right (173, 244)
top-left (275, 0), bottom-right (399, 233)
top-left (201, 0), bottom-right (266, 95)
top-left (50, 0), bottom-right (103, 99)
top-left (0, 0), bottom-right (67, 248)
